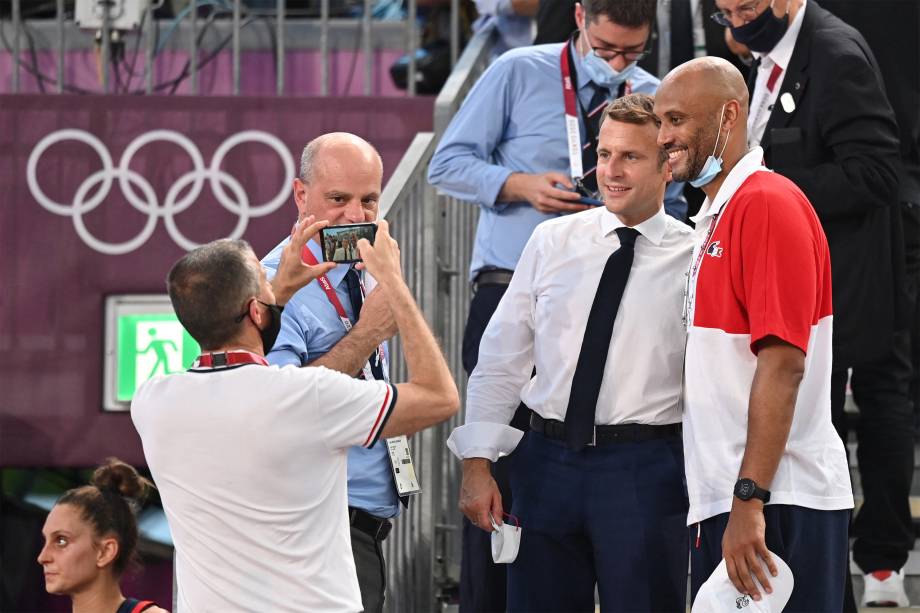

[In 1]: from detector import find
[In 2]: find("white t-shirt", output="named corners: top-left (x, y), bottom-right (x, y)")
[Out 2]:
top-left (131, 362), bottom-right (397, 612)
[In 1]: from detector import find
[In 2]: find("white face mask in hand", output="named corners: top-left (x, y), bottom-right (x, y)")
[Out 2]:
top-left (490, 513), bottom-right (522, 564)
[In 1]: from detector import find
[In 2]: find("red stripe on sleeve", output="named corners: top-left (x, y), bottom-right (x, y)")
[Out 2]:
top-left (363, 385), bottom-right (392, 448)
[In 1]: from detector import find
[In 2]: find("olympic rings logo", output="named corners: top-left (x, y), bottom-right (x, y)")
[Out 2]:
top-left (27, 129), bottom-right (295, 255)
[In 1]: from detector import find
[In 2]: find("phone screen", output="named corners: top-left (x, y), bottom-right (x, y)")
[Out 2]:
top-left (319, 223), bottom-right (377, 263)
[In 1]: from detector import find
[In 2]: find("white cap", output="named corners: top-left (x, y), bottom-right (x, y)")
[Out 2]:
top-left (692, 552), bottom-right (794, 613)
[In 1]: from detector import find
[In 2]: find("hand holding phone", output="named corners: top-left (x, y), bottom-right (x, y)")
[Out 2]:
top-left (553, 183), bottom-right (603, 207)
top-left (319, 222), bottom-right (378, 263)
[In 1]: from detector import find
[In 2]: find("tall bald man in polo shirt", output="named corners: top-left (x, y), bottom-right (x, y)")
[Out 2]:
top-left (655, 57), bottom-right (853, 610)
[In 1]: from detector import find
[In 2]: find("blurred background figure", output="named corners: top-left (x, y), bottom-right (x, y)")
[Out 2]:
top-left (37, 458), bottom-right (167, 613)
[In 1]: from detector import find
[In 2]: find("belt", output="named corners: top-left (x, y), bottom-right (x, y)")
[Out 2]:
top-left (348, 507), bottom-right (392, 541)
top-left (529, 411), bottom-right (681, 446)
top-left (473, 268), bottom-right (514, 287)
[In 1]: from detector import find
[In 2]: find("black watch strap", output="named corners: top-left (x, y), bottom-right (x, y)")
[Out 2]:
top-left (734, 478), bottom-right (771, 503)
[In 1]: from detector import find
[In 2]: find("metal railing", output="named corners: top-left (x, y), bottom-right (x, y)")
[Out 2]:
top-left (2, 0), bottom-right (429, 96)
top-left (378, 22), bottom-right (498, 612)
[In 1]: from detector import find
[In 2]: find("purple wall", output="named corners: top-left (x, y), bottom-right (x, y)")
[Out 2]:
top-left (0, 93), bottom-right (433, 468)
top-left (1, 49), bottom-right (410, 96)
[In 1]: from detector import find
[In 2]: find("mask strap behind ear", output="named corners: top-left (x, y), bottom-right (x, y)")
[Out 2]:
top-left (710, 103), bottom-right (731, 160)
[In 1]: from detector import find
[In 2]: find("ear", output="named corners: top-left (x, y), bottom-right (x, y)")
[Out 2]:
top-left (247, 298), bottom-right (263, 328)
top-left (723, 99), bottom-right (743, 132)
top-left (293, 178), bottom-right (309, 221)
top-left (574, 2), bottom-right (585, 30)
top-left (95, 536), bottom-right (119, 569)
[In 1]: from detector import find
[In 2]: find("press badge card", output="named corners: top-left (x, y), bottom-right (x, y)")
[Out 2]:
top-left (386, 435), bottom-right (422, 496)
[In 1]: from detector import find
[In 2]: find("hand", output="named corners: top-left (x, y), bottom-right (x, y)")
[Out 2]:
top-left (357, 220), bottom-right (403, 283)
top-left (503, 172), bottom-right (593, 214)
top-left (459, 458), bottom-right (503, 533)
top-left (358, 286), bottom-right (398, 342)
top-left (271, 215), bottom-right (337, 305)
top-left (721, 501), bottom-right (777, 600)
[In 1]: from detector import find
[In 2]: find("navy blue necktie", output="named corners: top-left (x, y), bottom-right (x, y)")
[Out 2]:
top-left (564, 227), bottom-right (640, 450)
top-left (580, 84), bottom-right (610, 194)
top-left (344, 268), bottom-right (385, 381)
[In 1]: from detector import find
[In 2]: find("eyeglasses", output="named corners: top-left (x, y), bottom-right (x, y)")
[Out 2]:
top-left (582, 27), bottom-right (650, 63)
top-left (710, 0), bottom-right (769, 27)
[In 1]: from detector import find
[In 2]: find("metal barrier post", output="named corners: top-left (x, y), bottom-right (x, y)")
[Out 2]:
top-left (12, 0), bottom-right (21, 93)
top-left (57, 0), bottom-right (65, 92)
top-left (232, 0), bottom-right (241, 95)
top-left (407, 0), bottom-right (417, 96)
top-left (145, 0), bottom-right (155, 94)
top-left (101, 0), bottom-right (111, 93)
top-left (276, 0), bottom-right (285, 96)
top-left (363, 0), bottom-right (372, 95)
top-left (320, 0), bottom-right (329, 95)
top-left (189, 0), bottom-right (198, 94)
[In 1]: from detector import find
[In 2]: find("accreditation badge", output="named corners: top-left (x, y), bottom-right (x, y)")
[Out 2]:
top-left (386, 435), bottom-right (421, 496)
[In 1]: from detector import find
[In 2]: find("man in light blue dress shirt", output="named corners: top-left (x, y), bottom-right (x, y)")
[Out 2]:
top-left (428, 1), bottom-right (685, 610)
top-left (262, 132), bottom-right (400, 613)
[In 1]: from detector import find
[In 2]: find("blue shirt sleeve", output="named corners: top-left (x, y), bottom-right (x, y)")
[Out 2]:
top-left (664, 180), bottom-right (688, 222)
top-left (427, 56), bottom-right (516, 209)
top-left (266, 305), bottom-right (311, 367)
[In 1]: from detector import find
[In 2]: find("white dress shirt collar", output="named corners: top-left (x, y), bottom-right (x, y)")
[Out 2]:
top-left (691, 147), bottom-right (766, 223)
top-left (598, 204), bottom-right (668, 246)
top-left (752, 0), bottom-right (807, 72)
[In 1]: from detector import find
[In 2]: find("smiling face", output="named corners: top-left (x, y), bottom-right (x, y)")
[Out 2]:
top-left (37, 503), bottom-right (116, 595)
top-left (654, 80), bottom-right (724, 183)
top-left (596, 118), bottom-right (670, 226)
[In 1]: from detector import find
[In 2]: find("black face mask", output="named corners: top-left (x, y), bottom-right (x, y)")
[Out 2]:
top-left (257, 302), bottom-right (284, 355)
top-left (730, 5), bottom-right (789, 53)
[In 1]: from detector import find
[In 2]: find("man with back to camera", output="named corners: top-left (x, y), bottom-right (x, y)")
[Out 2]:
top-left (427, 2), bottom-right (687, 608)
top-left (131, 218), bottom-right (459, 612)
top-left (260, 132), bottom-right (405, 613)
top-left (712, 0), bottom-right (911, 606)
top-left (654, 57), bottom-right (854, 610)
top-left (448, 93), bottom-right (694, 611)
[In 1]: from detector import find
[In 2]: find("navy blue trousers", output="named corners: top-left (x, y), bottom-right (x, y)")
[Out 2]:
top-left (507, 431), bottom-right (689, 612)
top-left (690, 505), bottom-right (850, 612)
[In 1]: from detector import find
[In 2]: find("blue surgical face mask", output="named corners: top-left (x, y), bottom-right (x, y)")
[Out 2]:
top-left (579, 29), bottom-right (638, 91)
top-left (690, 104), bottom-right (731, 188)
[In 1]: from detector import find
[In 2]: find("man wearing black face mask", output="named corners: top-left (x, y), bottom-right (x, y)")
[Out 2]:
top-left (712, 0), bottom-right (912, 607)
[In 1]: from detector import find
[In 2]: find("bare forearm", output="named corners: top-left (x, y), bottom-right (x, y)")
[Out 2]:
top-left (510, 0), bottom-right (538, 16)
top-left (497, 173), bottom-right (524, 203)
top-left (308, 323), bottom-right (380, 376)
top-left (738, 342), bottom-right (805, 488)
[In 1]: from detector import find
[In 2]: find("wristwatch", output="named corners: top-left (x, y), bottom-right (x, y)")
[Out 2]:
top-left (734, 478), bottom-right (771, 503)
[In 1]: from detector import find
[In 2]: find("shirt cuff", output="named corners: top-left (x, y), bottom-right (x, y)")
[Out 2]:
top-left (447, 422), bottom-right (525, 461)
top-left (477, 165), bottom-right (515, 210)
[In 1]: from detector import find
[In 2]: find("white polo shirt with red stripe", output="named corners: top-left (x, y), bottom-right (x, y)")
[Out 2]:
top-left (683, 147), bottom-right (853, 525)
top-left (132, 361), bottom-right (396, 612)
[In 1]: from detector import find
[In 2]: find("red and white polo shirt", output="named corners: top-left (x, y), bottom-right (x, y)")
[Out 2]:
top-left (683, 147), bottom-right (853, 525)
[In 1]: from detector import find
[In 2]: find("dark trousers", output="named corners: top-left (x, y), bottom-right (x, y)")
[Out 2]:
top-left (830, 335), bottom-right (915, 574)
top-left (506, 432), bottom-right (688, 612)
top-left (351, 524), bottom-right (386, 613)
top-left (690, 505), bottom-right (850, 612)
top-left (459, 283), bottom-right (529, 613)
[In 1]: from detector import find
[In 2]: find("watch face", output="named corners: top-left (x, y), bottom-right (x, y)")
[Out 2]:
top-left (737, 479), bottom-right (755, 499)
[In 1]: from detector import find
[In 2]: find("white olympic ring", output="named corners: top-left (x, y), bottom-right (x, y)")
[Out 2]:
top-left (26, 128), bottom-right (295, 255)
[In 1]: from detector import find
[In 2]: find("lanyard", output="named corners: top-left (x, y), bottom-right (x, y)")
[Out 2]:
top-left (683, 209), bottom-right (723, 329)
top-left (301, 244), bottom-right (386, 382)
top-left (194, 350), bottom-right (268, 369)
top-left (560, 39), bottom-right (630, 182)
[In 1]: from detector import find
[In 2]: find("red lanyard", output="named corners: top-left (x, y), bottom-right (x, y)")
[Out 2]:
top-left (194, 350), bottom-right (268, 369)
top-left (302, 244), bottom-right (354, 330)
top-left (301, 243), bottom-right (385, 380)
top-left (559, 40), bottom-right (631, 182)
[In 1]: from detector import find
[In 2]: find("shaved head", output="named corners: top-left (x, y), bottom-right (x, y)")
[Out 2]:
top-left (660, 57), bottom-right (749, 115)
top-left (654, 57), bottom-right (750, 185)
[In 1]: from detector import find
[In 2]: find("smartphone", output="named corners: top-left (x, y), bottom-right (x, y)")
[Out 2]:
top-left (554, 182), bottom-right (603, 207)
top-left (319, 222), bottom-right (377, 263)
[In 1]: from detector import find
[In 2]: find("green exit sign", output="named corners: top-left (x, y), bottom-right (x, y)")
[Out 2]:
top-left (103, 296), bottom-right (200, 411)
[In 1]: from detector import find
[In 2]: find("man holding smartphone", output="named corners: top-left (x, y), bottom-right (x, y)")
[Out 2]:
top-left (261, 132), bottom-right (403, 613)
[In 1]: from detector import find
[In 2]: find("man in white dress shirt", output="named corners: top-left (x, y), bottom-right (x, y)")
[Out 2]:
top-left (447, 93), bottom-right (694, 611)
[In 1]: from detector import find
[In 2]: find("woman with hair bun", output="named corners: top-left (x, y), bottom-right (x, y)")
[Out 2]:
top-left (37, 457), bottom-right (169, 613)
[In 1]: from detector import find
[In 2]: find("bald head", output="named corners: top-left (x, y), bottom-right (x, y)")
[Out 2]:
top-left (299, 132), bottom-right (383, 183)
top-left (660, 57), bottom-right (749, 116)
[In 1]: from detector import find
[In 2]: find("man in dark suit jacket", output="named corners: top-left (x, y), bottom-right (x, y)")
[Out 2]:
top-left (731, 0), bottom-right (913, 606)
